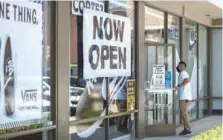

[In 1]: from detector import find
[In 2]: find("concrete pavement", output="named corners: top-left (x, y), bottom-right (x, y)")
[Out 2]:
top-left (142, 115), bottom-right (222, 140)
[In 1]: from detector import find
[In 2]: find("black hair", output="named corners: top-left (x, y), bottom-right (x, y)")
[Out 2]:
top-left (179, 61), bottom-right (187, 67)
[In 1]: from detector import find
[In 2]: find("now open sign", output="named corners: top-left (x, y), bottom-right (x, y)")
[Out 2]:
top-left (83, 9), bottom-right (131, 79)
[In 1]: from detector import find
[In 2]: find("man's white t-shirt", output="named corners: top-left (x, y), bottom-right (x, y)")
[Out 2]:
top-left (178, 71), bottom-right (192, 100)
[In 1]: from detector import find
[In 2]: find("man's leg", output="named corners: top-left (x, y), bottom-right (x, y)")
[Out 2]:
top-left (180, 100), bottom-right (191, 135)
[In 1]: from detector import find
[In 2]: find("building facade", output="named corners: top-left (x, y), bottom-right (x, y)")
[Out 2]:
top-left (0, 1), bottom-right (222, 140)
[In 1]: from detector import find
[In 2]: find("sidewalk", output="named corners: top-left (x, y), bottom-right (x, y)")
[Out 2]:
top-left (142, 115), bottom-right (222, 140)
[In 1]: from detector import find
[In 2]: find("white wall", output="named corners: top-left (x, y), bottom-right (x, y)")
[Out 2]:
top-left (211, 29), bottom-right (223, 110)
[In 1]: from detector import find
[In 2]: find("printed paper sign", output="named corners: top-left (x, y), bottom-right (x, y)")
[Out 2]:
top-left (0, 1), bottom-right (43, 129)
top-left (126, 79), bottom-right (135, 111)
top-left (83, 9), bottom-right (131, 79)
top-left (153, 65), bottom-right (165, 88)
top-left (72, 0), bottom-right (104, 16)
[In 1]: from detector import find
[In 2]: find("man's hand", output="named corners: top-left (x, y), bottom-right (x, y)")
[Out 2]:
top-left (174, 85), bottom-right (179, 90)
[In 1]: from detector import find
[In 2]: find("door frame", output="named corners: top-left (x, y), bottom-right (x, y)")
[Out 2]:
top-left (142, 41), bottom-right (177, 137)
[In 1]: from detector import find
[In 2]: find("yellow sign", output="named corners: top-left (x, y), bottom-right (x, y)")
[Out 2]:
top-left (126, 79), bottom-right (135, 111)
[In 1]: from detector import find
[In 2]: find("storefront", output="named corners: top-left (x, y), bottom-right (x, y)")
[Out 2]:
top-left (0, 1), bottom-right (222, 140)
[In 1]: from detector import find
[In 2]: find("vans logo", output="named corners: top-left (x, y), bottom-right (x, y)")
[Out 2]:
top-left (21, 89), bottom-right (38, 102)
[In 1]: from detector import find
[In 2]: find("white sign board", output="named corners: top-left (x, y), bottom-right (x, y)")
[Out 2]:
top-left (83, 9), bottom-right (131, 79)
top-left (72, 0), bottom-right (104, 16)
top-left (0, 1), bottom-right (43, 128)
top-left (153, 65), bottom-right (165, 88)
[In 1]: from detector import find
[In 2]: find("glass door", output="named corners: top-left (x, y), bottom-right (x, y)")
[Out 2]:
top-left (144, 42), bottom-right (176, 137)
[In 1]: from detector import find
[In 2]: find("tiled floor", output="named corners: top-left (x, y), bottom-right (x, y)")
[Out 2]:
top-left (142, 115), bottom-right (222, 140)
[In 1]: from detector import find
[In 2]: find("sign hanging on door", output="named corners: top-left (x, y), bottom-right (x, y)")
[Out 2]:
top-left (153, 65), bottom-right (165, 88)
top-left (83, 9), bottom-right (131, 79)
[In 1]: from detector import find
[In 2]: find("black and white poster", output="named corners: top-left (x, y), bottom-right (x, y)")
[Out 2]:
top-left (0, 1), bottom-right (43, 128)
top-left (83, 9), bottom-right (131, 79)
top-left (153, 65), bottom-right (165, 88)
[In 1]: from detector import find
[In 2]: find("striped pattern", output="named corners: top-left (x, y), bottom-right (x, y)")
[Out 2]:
top-left (0, 119), bottom-right (44, 134)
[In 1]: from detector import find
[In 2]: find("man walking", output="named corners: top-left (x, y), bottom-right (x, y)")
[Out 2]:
top-left (175, 61), bottom-right (192, 136)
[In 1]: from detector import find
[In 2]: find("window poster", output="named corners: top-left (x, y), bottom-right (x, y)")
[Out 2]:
top-left (152, 65), bottom-right (165, 88)
top-left (0, 1), bottom-right (43, 133)
top-left (83, 9), bottom-right (131, 79)
top-left (126, 79), bottom-right (135, 111)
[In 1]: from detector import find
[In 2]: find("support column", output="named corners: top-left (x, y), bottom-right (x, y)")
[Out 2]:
top-left (55, 1), bottom-right (70, 140)
top-left (135, 1), bottom-right (146, 139)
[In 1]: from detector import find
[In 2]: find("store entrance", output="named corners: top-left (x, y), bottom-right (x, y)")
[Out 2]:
top-left (144, 42), bottom-right (176, 137)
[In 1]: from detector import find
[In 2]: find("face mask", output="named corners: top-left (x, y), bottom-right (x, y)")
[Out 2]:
top-left (176, 66), bottom-right (180, 73)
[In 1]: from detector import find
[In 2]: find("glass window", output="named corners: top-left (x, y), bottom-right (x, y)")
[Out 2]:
top-left (199, 100), bottom-right (208, 118)
top-left (69, 0), bottom-right (136, 139)
top-left (42, 1), bottom-right (53, 125)
top-left (109, 0), bottom-right (135, 114)
top-left (168, 14), bottom-right (180, 53)
top-left (70, 4), bottom-right (104, 121)
top-left (198, 25), bottom-right (208, 99)
top-left (0, 1), bottom-right (52, 135)
top-left (183, 19), bottom-right (197, 99)
top-left (189, 101), bottom-right (198, 121)
top-left (211, 29), bottom-right (222, 98)
top-left (70, 120), bottom-right (105, 139)
top-left (109, 1), bottom-right (135, 139)
top-left (69, 1), bottom-right (106, 139)
top-left (212, 99), bottom-right (222, 110)
top-left (168, 14), bottom-right (180, 125)
top-left (109, 116), bottom-right (131, 139)
top-left (145, 7), bottom-right (164, 43)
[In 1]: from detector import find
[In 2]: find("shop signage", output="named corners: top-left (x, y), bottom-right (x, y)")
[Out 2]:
top-left (83, 9), bottom-right (131, 79)
top-left (126, 79), bottom-right (135, 111)
top-left (0, 1), bottom-right (43, 132)
top-left (153, 65), bottom-right (165, 88)
top-left (72, 0), bottom-right (104, 16)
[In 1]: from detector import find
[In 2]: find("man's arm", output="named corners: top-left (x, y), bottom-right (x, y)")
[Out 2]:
top-left (174, 71), bottom-right (190, 90)
top-left (178, 78), bottom-right (189, 87)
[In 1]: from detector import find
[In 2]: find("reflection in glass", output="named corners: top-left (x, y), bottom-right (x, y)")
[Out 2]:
top-left (198, 25), bottom-right (208, 98)
top-left (69, 0), bottom-right (136, 139)
top-left (73, 78), bottom-right (104, 120)
top-left (145, 46), bottom-right (174, 125)
top-left (211, 29), bottom-right (222, 97)
top-left (109, 116), bottom-right (131, 140)
top-left (145, 7), bottom-right (164, 42)
top-left (145, 92), bottom-right (174, 125)
top-left (188, 101), bottom-right (197, 121)
top-left (70, 11), bottom-right (104, 121)
top-left (199, 100), bottom-right (208, 118)
top-left (10, 132), bottom-right (42, 140)
top-left (109, 0), bottom-right (136, 115)
top-left (168, 15), bottom-right (180, 52)
top-left (41, 1), bottom-right (52, 126)
top-left (168, 14), bottom-right (180, 125)
top-left (183, 20), bottom-right (197, 99)
top-left (70, 120), bottom-right (105, 140)
top-left (109, 77), bottom-right (128, 114)
top-left (108, 1), bottom-right (135, 140)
